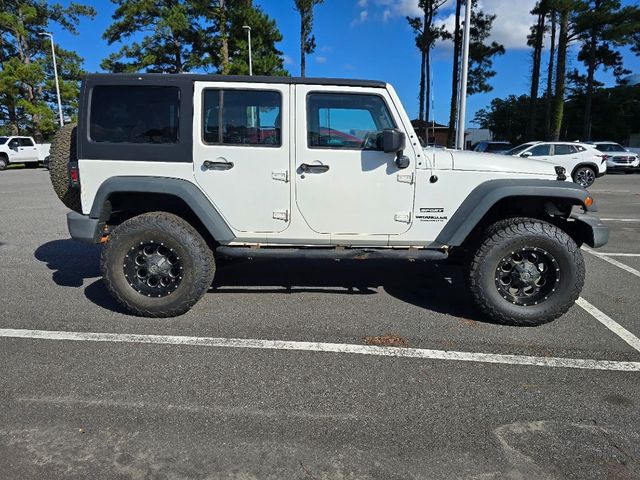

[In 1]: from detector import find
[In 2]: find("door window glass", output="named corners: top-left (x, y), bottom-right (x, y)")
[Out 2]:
top-left (307, 93), bottom-right (396, 150)
top-left (203, 89), bottom-right (281, 146)
top-left (90, 86), bottom-right (179, 144)
top-left (553, 144), bottom-right (574, 155)
top-left (528, 144), bottom-right (551, 156)
top-left (19, 138), bottom-right (34, 146)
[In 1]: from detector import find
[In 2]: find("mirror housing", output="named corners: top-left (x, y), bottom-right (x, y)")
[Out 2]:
top-left (380, 129), bottom-right (410, 169)
top-left (382, 128), bottom-right (406, 153)
top-left (521, 151), bottom-right (532, 158)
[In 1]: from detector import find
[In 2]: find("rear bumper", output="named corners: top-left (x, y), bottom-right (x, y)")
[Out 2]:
top-left (570, 213), bottom-right (609, 248)
top-left (67, 211), bottom-right (101, 244)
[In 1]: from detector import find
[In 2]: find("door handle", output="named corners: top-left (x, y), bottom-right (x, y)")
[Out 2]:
top-left (300, 163), bottom-right (329, 173)
top-left (203, 160), bottom-right (234, 171)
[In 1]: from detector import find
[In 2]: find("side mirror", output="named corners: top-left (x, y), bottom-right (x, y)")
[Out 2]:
top-left (380, 128), bottom-right (410, 169)
top-left (521, 151), bottom-right (532, 158)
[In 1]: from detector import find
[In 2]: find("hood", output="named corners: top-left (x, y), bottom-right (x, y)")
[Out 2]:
top-left (452, 150), bottom-right (557, 177)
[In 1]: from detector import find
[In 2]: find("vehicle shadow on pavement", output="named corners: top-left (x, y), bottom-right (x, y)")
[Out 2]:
top-left (34, 239), bottom-right (131, 314)
top-left (34, 239), bottom-right (101, 288)
top-left (212, 258), bottom-right (487, 323)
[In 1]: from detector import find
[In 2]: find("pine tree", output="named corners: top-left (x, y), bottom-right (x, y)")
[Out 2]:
top-left (294, 0), bottom-right (324, 77)
top-left (445, 0), bottom-right (505, 147)
top-left (574, 0), bottom-right (639, 139)
top-left (407, 0), bottom-right (447, 125)
top-left (0, 0), bottom-right (95, 139)
top-left (526, 0), bottom-right (548, 140)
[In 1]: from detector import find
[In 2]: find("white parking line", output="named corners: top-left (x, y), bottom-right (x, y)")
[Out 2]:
top-left (0, 328), bottom-right (638, 372)
top-left (583, 247), bottom-right (640, 278)
top-left (593, 253), bottom-right (640, 257)
top-left (576, 298), bottom-right (640, 354)
top-left (600, 218), bottom-right (640, 222)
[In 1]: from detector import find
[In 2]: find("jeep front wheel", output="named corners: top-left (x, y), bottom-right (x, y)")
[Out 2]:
top-left (101, 212), bottom-right (216, 317)
top-left (468, 218), bottom-right (585, 326)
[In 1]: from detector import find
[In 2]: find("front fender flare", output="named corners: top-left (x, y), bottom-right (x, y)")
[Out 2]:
top-left (432, 179), bottom-right (595, 247)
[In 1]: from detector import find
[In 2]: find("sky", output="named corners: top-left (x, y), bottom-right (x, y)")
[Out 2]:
top-left (48, 0), bottom-right (640, 127)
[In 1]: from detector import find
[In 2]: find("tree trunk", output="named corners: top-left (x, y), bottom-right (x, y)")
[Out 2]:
top-left (582, 28), bottom-right (597, 140)
top-left (300, 11), bottom-right (306, 77)
top-left (544, 10), bottom-right (556, 140)
top-left (527, 9), bottom-right (545, 140)
top-left (551, 8), bottom-right (568, 141)
top-left (418, 49), bottom-right (426, 121)
top-left (219, 0), bottom-right (229, 74)
top-left (446, 0), bottom-right (463, 148)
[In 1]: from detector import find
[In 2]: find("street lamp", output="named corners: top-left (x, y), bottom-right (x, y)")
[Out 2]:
top-left (455, 0), bottom-right (472, 150)
top-left (39, 32), bottom-right (64, 127)
top-left (242, 25), bottom-right (253, 76)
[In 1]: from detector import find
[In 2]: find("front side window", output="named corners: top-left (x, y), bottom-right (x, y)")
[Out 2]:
top-left (528, 144), bottom-right (551, 156)
top-left (553, 144), bottom-right (574, 155)
top-left (203, 89), bottom-right (281, 146)
top-left (307, 93), bottom-right (396, 150)
top-left (90, 86), bottom-right (179, 144)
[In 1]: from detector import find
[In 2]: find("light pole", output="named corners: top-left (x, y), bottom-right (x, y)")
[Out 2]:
top-left (39, 32), bottom-right (64, 127)
top-left (242, 25), bottom-right (253, 76)
top-left (456, 0), bottom-right (472, 150)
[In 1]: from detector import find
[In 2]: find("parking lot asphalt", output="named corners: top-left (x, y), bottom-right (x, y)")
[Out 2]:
top-left (1, 169), bottom-right (639, 479)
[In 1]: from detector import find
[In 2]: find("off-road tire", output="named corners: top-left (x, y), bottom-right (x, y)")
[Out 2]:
top-left (0, 156), bottom-right (7, 171)
top-left (49, 122), bottom-right (82, 212)
top-left (468, 218), bottom-right (585, 326)
top-left (101, 212), bottom-right (216, 317)
top-left (572, 166), bottom-right (596, 188)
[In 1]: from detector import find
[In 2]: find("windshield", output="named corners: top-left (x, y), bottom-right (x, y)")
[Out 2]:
top-left (506, 143), bottom-right (535, 156)
top-left (595, 143), bottom-right (626, 152)
top-left (0, 137), bottom-right (8, 145)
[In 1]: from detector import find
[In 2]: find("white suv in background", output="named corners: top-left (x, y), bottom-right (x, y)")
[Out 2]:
top-left (590, 142), bottom-right (640, 173)
top-left (506, 142), bottom-right (606, 188)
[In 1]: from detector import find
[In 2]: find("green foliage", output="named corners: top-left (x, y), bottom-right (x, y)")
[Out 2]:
top-left (473, 95), bottom-right (544, 144)
top-left (294, 0), bottom-right (323, 77)
top-left (0, 0), bottom-right (95, 139)
top-left (467, 8), bottom-right (505, 95)
top-left (101, 0), bottom-right (287, 76)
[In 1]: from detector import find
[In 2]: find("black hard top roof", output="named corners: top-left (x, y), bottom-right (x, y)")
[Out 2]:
top-left (84, 73), bottom-right (387, 89)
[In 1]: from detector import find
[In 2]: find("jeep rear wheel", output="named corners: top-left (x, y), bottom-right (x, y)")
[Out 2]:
top-left (468, 218), bottom-right (585, 326)
top-left (101, 212), bottom-right (216, 317)
top-left (49, 123), bottom-right (82, 212)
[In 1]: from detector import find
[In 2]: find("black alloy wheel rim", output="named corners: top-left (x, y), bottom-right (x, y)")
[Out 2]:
top-left (576, 168), bottom-right (595, 187)
top-left (494, 247), bottom-right (559, 306)
top-left (123, 241), bottom-right (183, 297)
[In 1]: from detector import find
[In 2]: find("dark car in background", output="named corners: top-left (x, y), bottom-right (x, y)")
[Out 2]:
top-left (472, 141), bottom-right (513, 154)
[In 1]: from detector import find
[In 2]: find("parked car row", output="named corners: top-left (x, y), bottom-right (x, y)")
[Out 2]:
top-left (473, 140), bottom-right (639, 188)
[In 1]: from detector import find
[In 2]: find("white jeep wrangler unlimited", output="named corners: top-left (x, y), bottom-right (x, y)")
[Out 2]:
top-left (49, 74), bottom-right (608, 326)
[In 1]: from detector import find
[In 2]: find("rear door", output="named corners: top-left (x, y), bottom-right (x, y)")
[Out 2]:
top-left (193, 82), bottom-right (291, 233)
top-left (294, 85), bottom-right (416, 236)
top-left (19, 138), bottom-right (39, 162)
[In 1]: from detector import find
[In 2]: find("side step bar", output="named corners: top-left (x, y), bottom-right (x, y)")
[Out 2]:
top-left (216, 246), bottom-right (448, 261)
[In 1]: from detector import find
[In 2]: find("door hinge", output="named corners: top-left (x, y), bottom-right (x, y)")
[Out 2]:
top-left (273, 210), bottom-right (289, 221)
top-left (394, 212), bottom-right (411, 223)
top-left (272, 170), bottom-right (289, 182)
top-left (397, 173), bottom-right (414, 184)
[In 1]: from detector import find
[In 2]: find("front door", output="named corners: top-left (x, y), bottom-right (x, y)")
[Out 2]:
top-left (193, 82), bottom-right (291, 233)
top-left (294, 86), bottom-right (416, 236)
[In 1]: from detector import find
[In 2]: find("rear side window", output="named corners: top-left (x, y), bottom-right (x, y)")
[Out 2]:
top-left (202, 89), bottom-right (282, 146)
top-left (90, 86), bottom-right (179, 144)
top-left (20, 138), bottom-right (34, 146)
top-left (307, 93), bottom-right (396, 150)
top-left (528, 144), bottom-right (551, 156)
top-left (553, 144), bottom-right (574, 155)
